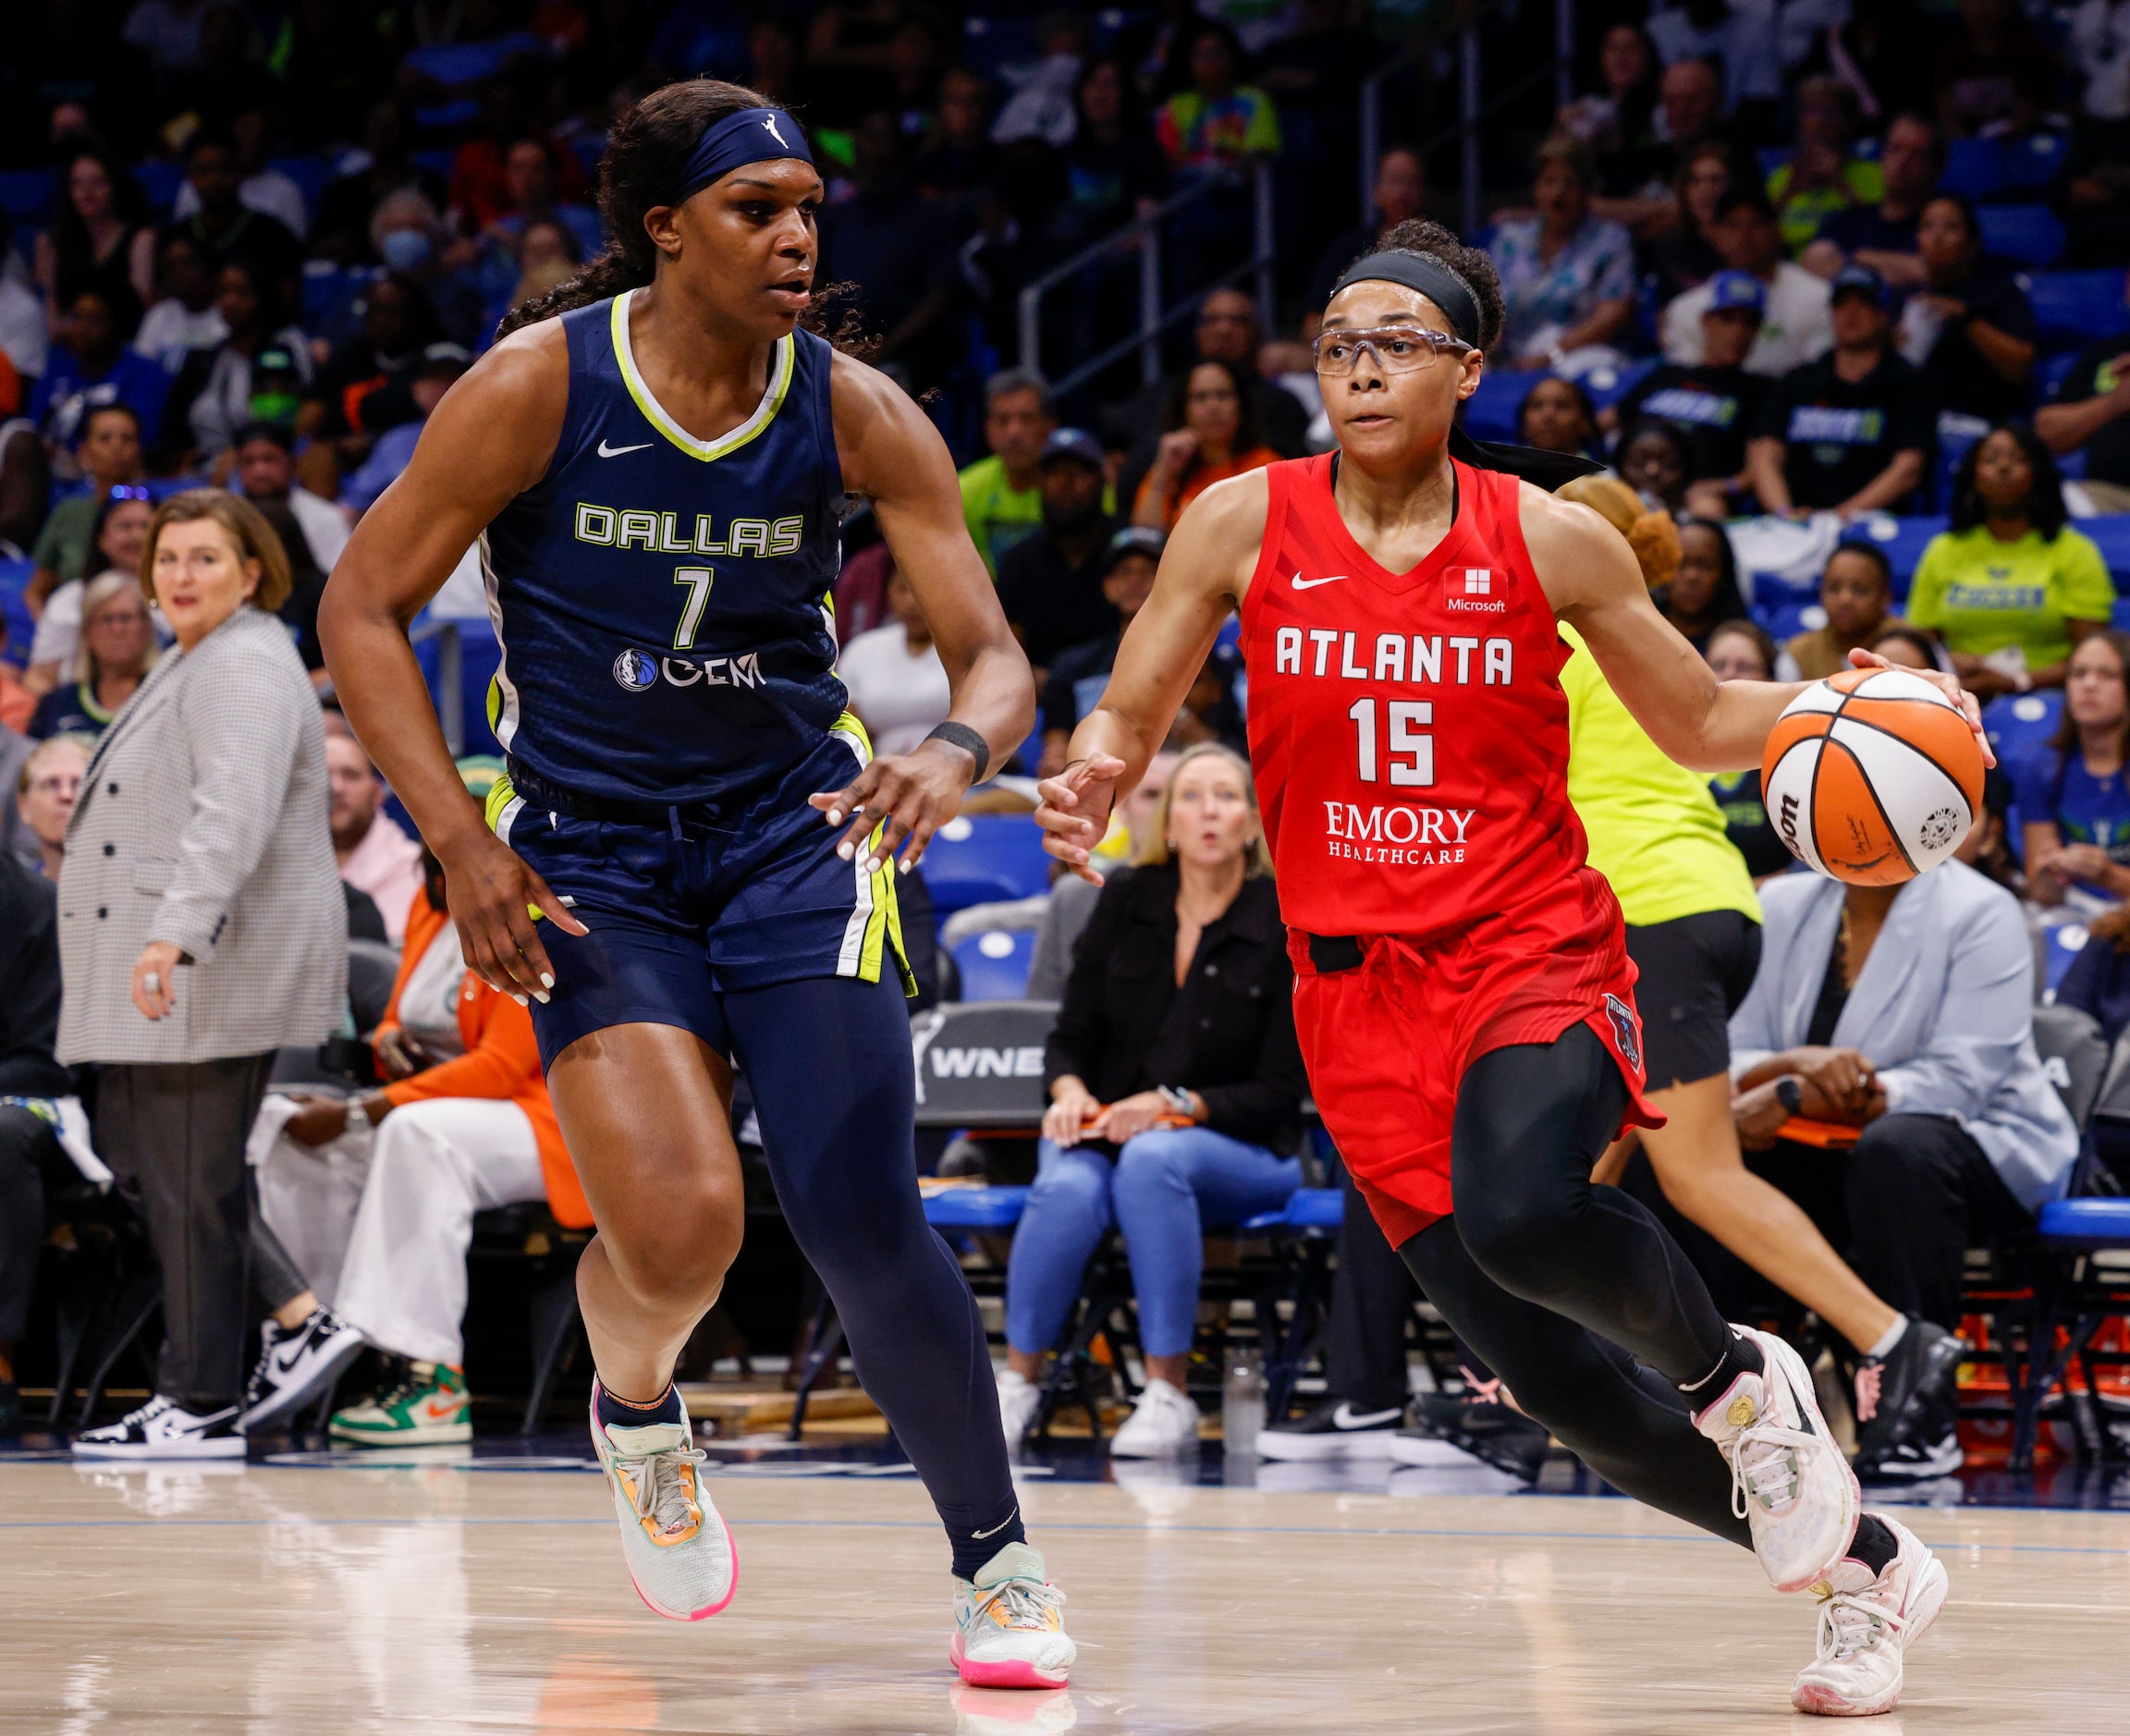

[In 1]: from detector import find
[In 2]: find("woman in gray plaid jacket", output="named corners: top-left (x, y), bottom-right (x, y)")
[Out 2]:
top-left (58, 490), bottom-right (353, 1459)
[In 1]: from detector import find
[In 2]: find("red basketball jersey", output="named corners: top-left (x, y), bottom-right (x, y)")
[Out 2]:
top-left (1239, 454), bottom-right (1614, 946)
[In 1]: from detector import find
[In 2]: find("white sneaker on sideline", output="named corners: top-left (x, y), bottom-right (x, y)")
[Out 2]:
top-left (951, 1541), bottom-right (1075, 1688)
top-left (1793, 1512), bottom-right (1949, 1716)
top-left (73, 1396), bottom-right (245, 1460)
top-left (1692, 1326), bottom-right (1859, 1593)
top-left (997, 1369), bottom-right (1041, 1447)
top-left (588, 1379), bottom-right (737, 1620)
top-left (1107, 1379), bottom-right (1200, 1458)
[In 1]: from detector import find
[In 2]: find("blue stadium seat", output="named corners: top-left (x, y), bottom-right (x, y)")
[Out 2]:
top-left (135, 160), bottom-right (183, 218)
top-left (0, 557), bottom-right (31, 666)
top-left (1983, 690), bottom-right (2063, 764)
top-left (921, 814), bottom-right (1054, 920)
top-left (951, 928), bottom-right (1036, 1001)
top-left (2037, 1195), bottom-right (2130, 1245)
top-left (1581, 356), bottom-right (1659, 414)
top-left (2080, 515), bottom-right (2130, 584)
top-left (1757, 599), bottom-right (1824, 644)
top-left (2040, 350), bottom-right (2084, 401)
top-left (0, 169), bottom-right (53, 230)
top-left (1976, 204), bottom-right (2064, 268)
top-left (268, 153), bottom-right (334, 217)
top-left (922, 1184), bottom-right (1032, 1232)
top-left (1940, 138), bottom-right (2005, 202)
top-left (1460, 369), bottom-right (1526, 444)
top-left (2026, 269), bottom-right (2129, 348)
top-left (2112, 596), bottom-right (2130, 632)
top-left (2001, 130), bottom-right (2071, 195)
top-left (1855, 514), bottom-right (1948, 599)
top-left (2042, 922), bottom-right (2089, 996)
top-left (1934, 415), bottom-right (1989, 513)
top-left (1240, 1187), bottom-right (1342, 1235)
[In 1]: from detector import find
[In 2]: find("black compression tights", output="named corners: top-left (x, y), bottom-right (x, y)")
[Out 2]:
top-left (1398, 1024), bottom-right (1752, 1549)
top-left (724, 973), bottom-right (1022, 1580)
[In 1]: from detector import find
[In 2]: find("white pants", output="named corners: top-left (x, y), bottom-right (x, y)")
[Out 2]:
top-left (257, 1097), bottom-right (544, 1366)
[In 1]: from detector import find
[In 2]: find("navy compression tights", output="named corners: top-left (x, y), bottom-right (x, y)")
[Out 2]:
top-left (1398, 1024), bottom-right (1753, 1549)
top-left (724, 973), bottom-right (1022, 1579)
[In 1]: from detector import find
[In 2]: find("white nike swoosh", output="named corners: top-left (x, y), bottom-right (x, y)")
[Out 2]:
top-left (597, 439), bottom-right (653, 458)
top-left (1331, 1403), bottom-right (1403, 1430)
top-left (971, 1510), bottom-right (1019, 1539)
top-left (1291, 572), bottom-right (1346, 590)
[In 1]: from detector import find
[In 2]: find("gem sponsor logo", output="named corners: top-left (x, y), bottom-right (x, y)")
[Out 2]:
top-left (612, 647), bottom-right (766, 692)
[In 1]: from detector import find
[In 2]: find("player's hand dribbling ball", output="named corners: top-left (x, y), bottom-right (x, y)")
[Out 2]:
top-left (1761, 667), bottom-right (1987, 885)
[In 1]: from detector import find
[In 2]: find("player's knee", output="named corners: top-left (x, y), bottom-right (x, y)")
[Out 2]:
top-left (1456, 1191), bottom-right (1580, 1297)
top-left (601, 1176), bottom-right (743, 1309)
top-left (1113, 1130), bottom-right (1194, 1193)
top-left (1028, 1154), bottom-right (1111, 1223)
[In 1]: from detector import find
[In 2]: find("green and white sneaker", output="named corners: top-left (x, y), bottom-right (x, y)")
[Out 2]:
top-left (330, 1362), bottom-right (473, 1447)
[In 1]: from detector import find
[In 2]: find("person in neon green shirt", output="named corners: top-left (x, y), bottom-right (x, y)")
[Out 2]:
top-left (1905, 425), bottom-right (2117, 699)
top-left (958, 370), bottom-right (1056, 580)
top-left (1766, 76), bottom-right (1886, 254)
top-left (1553, 478), bottom-right (1925, 1388)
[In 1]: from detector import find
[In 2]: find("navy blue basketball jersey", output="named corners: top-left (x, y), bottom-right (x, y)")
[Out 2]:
top-left (482, 290), bottom-right (848, 805)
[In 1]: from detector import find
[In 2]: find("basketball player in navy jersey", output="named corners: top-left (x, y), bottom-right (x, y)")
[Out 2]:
top-left (321, 81), bottom-right (1073, 1686)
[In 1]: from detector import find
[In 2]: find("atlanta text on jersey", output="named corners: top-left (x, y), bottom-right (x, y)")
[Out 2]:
top-left (1273, 629), bottom-right (1513, 685)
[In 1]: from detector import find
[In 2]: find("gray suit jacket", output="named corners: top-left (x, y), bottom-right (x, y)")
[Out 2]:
top-left (55, 605), bottom-right (345, 1066)
top-left (1729, 862), bottom-right (2077, 1212)
top-left (0, 722), bottom-right (33, 869)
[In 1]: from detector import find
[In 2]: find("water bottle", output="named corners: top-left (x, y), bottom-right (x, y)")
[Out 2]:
top-left (1222, 1348), bottom-right (1265, 1455)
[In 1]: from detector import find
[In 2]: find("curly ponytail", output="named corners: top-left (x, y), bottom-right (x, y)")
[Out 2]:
top-left (496, 79), bottom-right (775, 340)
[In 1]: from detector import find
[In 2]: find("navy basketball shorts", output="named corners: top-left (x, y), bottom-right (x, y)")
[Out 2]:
top-left (486, 715), bottom-right (912, 1070)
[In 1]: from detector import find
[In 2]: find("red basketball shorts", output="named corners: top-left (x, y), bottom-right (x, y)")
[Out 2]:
top-left (1288, 887), bottom-right (1664, 1249)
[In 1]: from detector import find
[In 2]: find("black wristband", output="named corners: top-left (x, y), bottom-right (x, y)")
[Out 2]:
top-left (1774, 1076), bottom-right (1804, 1115)
top-left (924, 721), bottom-right (989, 784)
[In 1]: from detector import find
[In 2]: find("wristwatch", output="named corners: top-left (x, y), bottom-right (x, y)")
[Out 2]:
top-left (344, 1095), bottom-right (373, 1135)
top-left (1774, 1076), bottom-right (1804, 1116)
top-left (1157, 1084), bottom-right (1198, 1122)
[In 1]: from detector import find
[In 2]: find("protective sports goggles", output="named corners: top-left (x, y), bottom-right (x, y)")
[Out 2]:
top-left (1312, 326), bottom-right (1475, 376)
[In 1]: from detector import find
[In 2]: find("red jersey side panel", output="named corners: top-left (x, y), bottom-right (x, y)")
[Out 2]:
top-left (1237, 455), bottom-right (1660, 1237)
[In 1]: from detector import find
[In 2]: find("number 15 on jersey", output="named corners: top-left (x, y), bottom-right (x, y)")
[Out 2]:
top-left (1349, 698), bottom-right (1434, 786)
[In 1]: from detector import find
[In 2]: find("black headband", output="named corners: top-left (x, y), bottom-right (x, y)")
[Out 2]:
top-left (1330, 251), bottom-right (1483, 348)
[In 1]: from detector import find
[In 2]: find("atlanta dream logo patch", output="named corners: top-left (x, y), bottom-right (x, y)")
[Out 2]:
top-left (1604, 994), bottom-right (1643, 1075)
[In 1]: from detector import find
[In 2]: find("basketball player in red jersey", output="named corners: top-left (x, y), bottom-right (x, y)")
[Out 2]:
top-left (1034, 222), bottom-right (1992, 1717)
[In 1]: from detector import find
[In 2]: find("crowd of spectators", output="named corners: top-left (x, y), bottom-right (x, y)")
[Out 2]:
top-left (3, 0), bottom-right (2130, 1485)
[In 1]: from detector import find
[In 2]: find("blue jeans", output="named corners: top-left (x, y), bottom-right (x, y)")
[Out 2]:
top-left (1005, 1128), bottom-right (1302, 1359)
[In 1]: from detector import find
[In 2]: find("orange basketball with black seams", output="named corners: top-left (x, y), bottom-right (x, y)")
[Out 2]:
top-left (1759, 667), bottom-right (1987, 886)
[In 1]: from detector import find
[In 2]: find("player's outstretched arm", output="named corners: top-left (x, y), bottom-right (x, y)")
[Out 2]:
top-left (822, 355), bottom-right (1034, 873)
top-left (1034, 471), bottom-right (1263, 880)
top-left (1528, 486), bottom-right (1992, 775)
top-left (318, 323), bottom-right (587, 1004)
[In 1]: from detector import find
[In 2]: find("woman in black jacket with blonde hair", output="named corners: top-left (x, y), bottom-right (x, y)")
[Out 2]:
top-left (997, 742), bottom-right (1307, 1457)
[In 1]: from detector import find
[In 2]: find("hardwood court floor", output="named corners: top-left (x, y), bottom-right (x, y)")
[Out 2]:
top-left (4, 1449), bottom-right (2129, 1734)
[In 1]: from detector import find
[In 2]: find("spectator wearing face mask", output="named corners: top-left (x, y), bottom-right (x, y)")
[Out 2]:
top-left (995, 428), bottom-right (1122, 680)
top-left (311, 100), bottom-right (451, 267)
top-left (1746, 263), bottom-right (1931, 520)
top-left (324, 715), bottom-right (423, 945)
top-left (1661, 189), bottom-right (1832, 379)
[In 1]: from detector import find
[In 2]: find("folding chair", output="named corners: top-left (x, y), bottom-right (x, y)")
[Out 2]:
top-left (1239, 1180), bottom-right (1344, 1420)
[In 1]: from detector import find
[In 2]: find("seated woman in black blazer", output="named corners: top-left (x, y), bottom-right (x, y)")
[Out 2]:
top-left (997, 743), bottom-right (1308, 1458)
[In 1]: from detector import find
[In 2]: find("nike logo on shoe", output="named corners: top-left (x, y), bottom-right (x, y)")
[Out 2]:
top-left (597, 439), bottom-right (653, 458)
top-left (1291, 572), bottom-right (1346, 590)
top-left (1330, 1403), bottom-right (1402, 1429)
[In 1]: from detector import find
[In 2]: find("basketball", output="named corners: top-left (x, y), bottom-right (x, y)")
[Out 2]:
top-left (1761, 667), bottom-right (1987, 885)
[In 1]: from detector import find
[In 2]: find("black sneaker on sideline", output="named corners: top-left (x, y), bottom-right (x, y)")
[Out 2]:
top-left (73, 1395), bottom-right (246, 1460)
top-left (242, 1307), bottom-right (367, 1431)
top-left (1255, 1399), bottom-right (1406, 1461)
top-left (1853, 1318), bottom-right (1965, 1481)
top-left (1394, 1389), bottom-right (1553, 1482)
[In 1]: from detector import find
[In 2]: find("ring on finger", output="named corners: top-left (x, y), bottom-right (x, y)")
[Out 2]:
top-left (144, 972), bottom-right (162, 994)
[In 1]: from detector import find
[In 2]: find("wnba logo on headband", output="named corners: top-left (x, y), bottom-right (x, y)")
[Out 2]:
top-left (677, 105), bottom-right (815, 202)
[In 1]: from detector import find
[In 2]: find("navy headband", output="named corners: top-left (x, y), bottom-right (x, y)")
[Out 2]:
top-left (677, 106), bottom-right (814, 202)
top-left (1330, 251), bottom-right (1482, 348)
